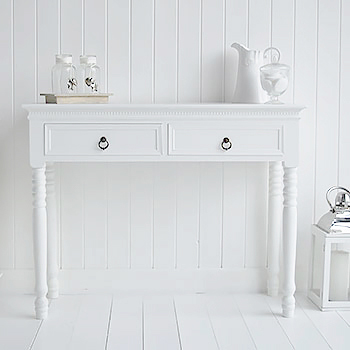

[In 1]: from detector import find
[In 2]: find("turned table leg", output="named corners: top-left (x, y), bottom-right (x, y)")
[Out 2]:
top-left (282, 166), bottom-right (298, 317)
top-left (32, 166), bottom-right (48, 320)
top-left (46, 163), bottom-right (59, 299)
top-left (267, 161), bottom-right (283, 296)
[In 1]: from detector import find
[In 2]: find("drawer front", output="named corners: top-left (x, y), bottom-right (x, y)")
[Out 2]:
top-left (169, 123), bottom-right (282, 156)
top-left (45, 123), bottom-right (162, 156)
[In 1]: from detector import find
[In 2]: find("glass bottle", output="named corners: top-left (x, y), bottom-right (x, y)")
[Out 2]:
top-left (51, 54), bottom-right (77, 94)
top-left (77, 55), bottom-right (101, 93)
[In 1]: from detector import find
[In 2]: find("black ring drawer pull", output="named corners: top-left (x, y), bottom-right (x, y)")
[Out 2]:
top-left (221, 137), bottom-right (232, 151)
top-left (98, 136), bottom-right (109, 150)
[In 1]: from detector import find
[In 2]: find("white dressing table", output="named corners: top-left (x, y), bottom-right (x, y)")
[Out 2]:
top-left (24, 103), bottom-right (304, 319)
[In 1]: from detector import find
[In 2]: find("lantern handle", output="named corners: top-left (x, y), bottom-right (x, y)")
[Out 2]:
top-left (326, 186), bottom-right (350, 211)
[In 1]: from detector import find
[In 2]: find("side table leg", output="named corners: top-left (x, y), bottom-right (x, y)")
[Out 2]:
top-left (46, 163), bottom-right (59, 299)
top-left (267, 161), bottom-right (283, 296)
top-left (32, 166), bottom-right (48, 319)
top-left (282, 166), bottom-right (298, 317)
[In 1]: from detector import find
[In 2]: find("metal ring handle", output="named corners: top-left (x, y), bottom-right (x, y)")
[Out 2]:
top-left (326, 186), bottom-right (350, 210)
top-left (221, 137), bottom-right (232, 151)
top-left (98, 136), bottom-right (109, 150)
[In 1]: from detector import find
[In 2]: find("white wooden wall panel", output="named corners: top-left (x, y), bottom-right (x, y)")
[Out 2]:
top-left (224, 0), bottom-right (248, 103)
top-left (153, 164), bottom-right (177, 269)
top-left (177, 0), bottom-right (201, 102)
top-left (222, 163), bottom-right (246, 268)
top-left (154, 0), bottom-right (177, 103)
top-left (130, 163), bottom-right (154, 268)
top-left (271, 0), bottom-right (294, 104)
top-left (199, 163), bottom-right (223, 268)
top-left (131, 0), bottom-right (154, 103)
top-left (60, 164), bottom-right (84, 268)
top-left (14, 0), bottom-right (36, 269)
top-left (294, 0), bottom-right (317, 288)
top-left (107, 0), bottom-right (130, 103)
top-left (338, 1), bottom-right (350, 189)
top-left (2, 0), bottom-right (350, 292)
top-left (107, 163), bottom-right (131, 269)
top-left (176, 163), bottom-right (200, 269)
top-left (0, 0), bottom-right (14, 268)
top-left (314, 0), bottom-right (341, 220)
top-left (201, 0), bottom-right (225, 102)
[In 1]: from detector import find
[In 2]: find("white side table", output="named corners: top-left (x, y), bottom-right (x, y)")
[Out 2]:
top-left (24, 103), bottom-right (304, 319)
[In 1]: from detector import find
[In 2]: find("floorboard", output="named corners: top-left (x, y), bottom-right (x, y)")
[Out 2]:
top-left (264, 295), bottom-right (331, 350)
top-left (143, 295), bottom-right (181, 350)
top-left (296, 294), bottom-right (350, 350)
top-left (0, 294), bottom-right (41, 350)
top-left (2, 292), bottom-right (350, 350)
top-left (174, 295), bottom-right (219, 350)
top-left (106, 295), bottom-right (143, 350)
top-left (31, 295), bottom-right (83, 350)
top-left (205, 294), bottom-right (256, 350)
top-left (235, 294), bottom-right (294, 350)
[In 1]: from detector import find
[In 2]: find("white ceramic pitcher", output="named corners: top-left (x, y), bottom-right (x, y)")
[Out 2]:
top-left (231, 43), bottom-right (264, 103)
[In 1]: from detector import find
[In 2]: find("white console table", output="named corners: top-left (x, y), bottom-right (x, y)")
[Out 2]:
top-left (24, 103), bottom-right (304, 320)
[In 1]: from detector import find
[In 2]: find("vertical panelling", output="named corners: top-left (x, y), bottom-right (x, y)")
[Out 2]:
top-left (314, 0), bottom-right (341, 220)
top-left (248, 0), bottom-right (271, 50)
top-left (0, 0), bottom-right (14, 268)
top-left (130, 163), bottom-right (154, 268)
top-left (107, 164), bottom-right (131, 269)
top-left (154, 0), bottom-right (177, 102)
top-left (222, 163), bottom-right (246, 269)
top-left (338, 1), bottom-right (350, 188)
top-left (84, 164), bottom-right (107, 268)
top-left (107, 0), bottom-right (130, 103)
top-left (243, 0), bottom-right (271, 269)
top-left (85, 0), bottom-right (106, 92)
top-left (224, 0), bottom-right (248, 102)
top-left (201, 0), bottom-right (224, 102)
top-left (245, 163), bottom-right (268, 268)
top-left (153, 164), bottom-right (177, 269)
top-left (13, 0), bottom-right (36, 268)
top-left (83, 0), bottom-right (108, 269)
top-left (177, 0), bottom-right (201, 102)
top-left (60, 164), bottom-right (84, 268)
top-left (271, 0), bottom-right (294, 103)
top-left (59, 0), bottom-right (85, 269)
top-left (131, 0), bottom-right (154, 103)
top-left (37, 0), bottom-right (59, 97)
top-left (60, 0), bottom-right (83, 59)
top-left (199, 164), bottom-right (222, 268)
top-left (294, 0), bottom-right (317, 290)
top-left (176, 163), bottom-right (200, 269)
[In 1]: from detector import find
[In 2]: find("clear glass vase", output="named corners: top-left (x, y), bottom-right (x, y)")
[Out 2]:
top-left (51, 54), bottom-right (77, 94)
top-left (77, 55), bottom-right (101, 93)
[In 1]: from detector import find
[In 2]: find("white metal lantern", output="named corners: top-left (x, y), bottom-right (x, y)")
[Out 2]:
top-left (309, 187), bottom-right (350, 310)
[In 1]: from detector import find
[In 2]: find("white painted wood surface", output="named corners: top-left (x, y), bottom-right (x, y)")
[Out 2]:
top-left (4, 292), bottom-right (350, 349)
top-left (0, 0), bottom-right (349, 296)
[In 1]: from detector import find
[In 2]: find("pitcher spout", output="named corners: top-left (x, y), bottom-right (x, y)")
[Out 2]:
top-left (231, 42), bottom-right (250, 54)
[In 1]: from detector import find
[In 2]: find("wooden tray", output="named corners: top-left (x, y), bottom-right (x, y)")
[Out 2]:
top-left (40, 93), bottom-right (113, 104)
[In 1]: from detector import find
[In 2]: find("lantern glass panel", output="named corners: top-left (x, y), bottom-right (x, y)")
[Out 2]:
top-left (328, 242), bottom-right (350, 302)
top-left (310, 233), bottom-right (324, 298)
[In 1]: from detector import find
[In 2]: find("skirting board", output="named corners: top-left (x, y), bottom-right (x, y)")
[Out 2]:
top-left (0, 268), bottom-right (267, 294)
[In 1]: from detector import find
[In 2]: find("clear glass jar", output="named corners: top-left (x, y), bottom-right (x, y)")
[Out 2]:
top-left (77, 55), bottom-right (101, 93)
top-left (51, 54), bottom-right (77, 94)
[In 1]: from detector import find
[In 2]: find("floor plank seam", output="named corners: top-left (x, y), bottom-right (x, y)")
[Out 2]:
top-left (295, 295), bottom-right (332, 349)
top-left (203, 296), bottom-right (220, 350)
top-left (233, 295), bottom-right (258, 350)
top-left (104, 295), bottom-right (114, 350)
top-left (336, 311), bottom-right (350, 328)
top-left (172, 297), bottom-right (183, 350)
top-left (263, 295), bottom-right (295, 350)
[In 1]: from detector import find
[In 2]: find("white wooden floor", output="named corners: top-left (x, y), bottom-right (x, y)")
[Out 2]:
top-left (1, 292), bottom-right (350, 350)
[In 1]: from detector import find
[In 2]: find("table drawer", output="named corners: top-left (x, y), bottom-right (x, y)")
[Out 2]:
top-left (168, 123), bottom-right (282, 156)
top-left (45, 123), bottom-right (162, 156)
